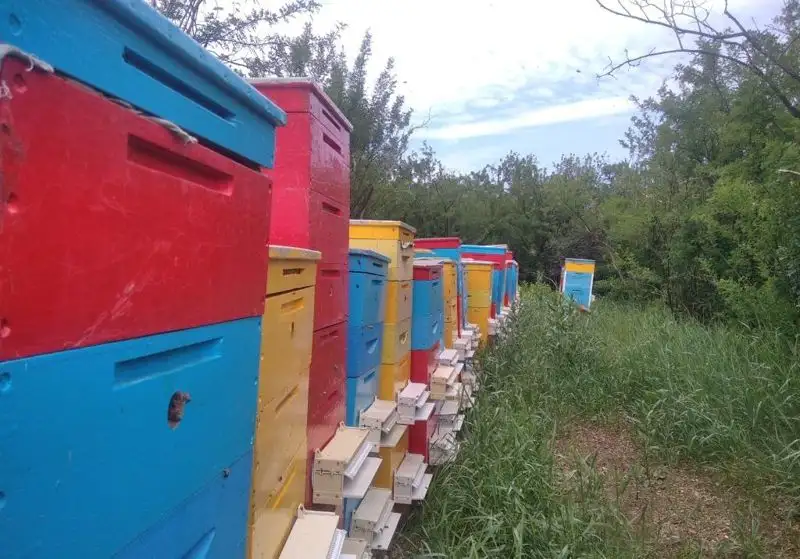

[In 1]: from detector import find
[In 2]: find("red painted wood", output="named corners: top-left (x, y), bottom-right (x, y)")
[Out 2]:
top-left (315, 263), bottom-right (348, 332)
top-left (410, 341), bottom-right (439, 385)
top-left (412, 261), bottom-right (442, 281)
top-left (253, 82), bottom-right (351, 206)
top-left (306, 321), bottom-right (347, 503)
top-left (266, 187), bottom-right (348, 265)
top-left (0, 60), bottom-right (272, 360)
top-left (414, 237), bottom-right (461, 249)
top-left (408, 413), bottom-right (436, 462)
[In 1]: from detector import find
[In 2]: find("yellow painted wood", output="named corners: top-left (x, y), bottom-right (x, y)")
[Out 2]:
top-left (564, 261), bottom-right (595, 273)
top-left (266, 245), bottom-right (322, 296)
top-left (349, 219), bottom-right (416, 241)
top-left (249, 449), bottom-right (306, 559)
top-left (349, 238), bottom-right (414, 282)
top-left (250, 263), bottom-right (316, 559)
top-left (381, 319), bottom-right (411, 364)
top-left (444, 298), bottom-right (457, 324)
top-left (442, 260), bottom-right (458, 301)
top-left (467, 290), bottom-right (492, 309)
top-left (464, 260), bottom-right (493, 293)
top-left (378, 355), bottom-right (410, 401)
top-left (384, 280), bottom-right (412, 323)
top-left (467, 306), bottom-right (491, 346)
top-left (373, 430), bottom-right (409, 489)
top-left (443, 319), bottom-right (456, 350)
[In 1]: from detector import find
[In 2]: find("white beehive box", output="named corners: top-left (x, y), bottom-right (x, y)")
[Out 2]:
top-left (359, 399), bottom-right (398, 451)
top-left (350, 488), bottom-right (400, 551)
top-left (397, 381), bottom-right (429, 425)
top-left (393, 453), bottom-right (432, 505)
top-left (313, 426), bottom-right (382, 506)
top-left (279, 507), bottom-right (346, 559)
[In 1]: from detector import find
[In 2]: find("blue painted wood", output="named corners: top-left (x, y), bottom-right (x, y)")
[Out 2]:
top-left (114, 450), bottom-right (253, 558)
top-left (563, 271), bottom-right (593, 308)
top-left (348, 249), bottom-right (390, 277)
top-left (345, 370), bottom-right (377, 426)
top-left (0, 0), bottom-right (286, 167)
top-left (349, 272), bottom-right (387, 328)
top-left (342, 496), bottom-right (362, 532)
top-left (346, 323), bottom-right (383, 378)
top-left (0, 318), bottom-right (261, 559)
top-left (412, 278), bottom-right (443, 350)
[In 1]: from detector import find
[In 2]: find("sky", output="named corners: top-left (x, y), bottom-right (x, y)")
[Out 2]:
top-left (280, 0), bottom-right (783, 172)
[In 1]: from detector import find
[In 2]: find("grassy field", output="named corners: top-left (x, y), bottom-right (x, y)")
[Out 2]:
top-left (395, 285), bottom-right (800, 558)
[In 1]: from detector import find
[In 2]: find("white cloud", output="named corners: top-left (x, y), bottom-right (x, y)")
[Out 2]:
top-left (417, 96), bottom-right (634, 140)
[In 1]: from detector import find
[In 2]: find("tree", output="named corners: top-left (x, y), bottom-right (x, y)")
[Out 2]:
top-left (596, 0), bottom-right (800, 119)
top-left (150, 0), bottom-right (320, 74)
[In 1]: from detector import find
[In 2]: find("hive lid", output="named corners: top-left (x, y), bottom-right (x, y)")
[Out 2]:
top-left (360, 399), bottom-right (398, 431)
top-left (278, 508), bottom-right (344, 559)
top-left (396, 453), bottom-right (426, 484)
top-left (372, 512), bottom-right (402, 551)
top-left (316, 426), bottom-right (371, 475)
top-left (380, 422), bottom-right (407, 449)
top-left (438, 399), bottom-right (460, 417)
top-left (269, 245), bottom-right (322, 261)
top-left (354, 487), bottom-right (393, 526)
top-left (412, 473), bottom-right (433, 501)
top-left (414, 402), bottom-right (436, 422)
top-left (341, 538), bottom-right (369, 558)
top-left (349, 219), bottom-right (417, 234)
top-left (398, 382), bottom-right (428, 406)
top-left (249, 77), bottom-right (353, 131)
top-left (343, 456), bottom-right (382, 499)
top-left (438, 349), bottom-right (459, 365)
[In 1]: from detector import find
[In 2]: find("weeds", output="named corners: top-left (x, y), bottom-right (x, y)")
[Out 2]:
top-left (397, 285), bottom-right (800, 557)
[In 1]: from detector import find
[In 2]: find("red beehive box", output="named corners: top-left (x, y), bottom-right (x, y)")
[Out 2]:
top-left (414, 237), bottom-right (461, 249)
top-left (411, 341), bottom-right (440, 385)
top-left (306, 321), bottom-right (347, 502)
top-left (251, 79), bottom-right (352, 331)
top-left (0, 59), bottom-right (272, 360)
top-left (409, 411), bottom-right (437, 462)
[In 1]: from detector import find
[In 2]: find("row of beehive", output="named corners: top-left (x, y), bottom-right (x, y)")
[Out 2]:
top-left (0, 3), bottom-right (521, 558)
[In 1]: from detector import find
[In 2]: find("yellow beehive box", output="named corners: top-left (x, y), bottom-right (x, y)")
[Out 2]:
top-left (443, 319), bottom-right (456, 351)
top-left (250, 246), bottom-right (320, 559)
top-left (350, 220), bottom-right (416, 282)
top-left (373, 430), bottom-right (409, 489)
top-left (444, 298), bottom-right (457, 324)
top-left (464, 259), bottom-right (494, 293)
top-left (267, 245), bottom-right (321, 295)
top-left (467, 290), bottom-right (492, 309)
top-left (441, 260), bottom-right (458, 301)
top-left (249, 450), bottom-right (306, 559)
top-left (384, 280), bottom-right (412, 323)
top-left (467, 306), bottom-right (491, 345)
top-left (381, 318), bottom-right (411, 364)
top-left (378, 354), bottom-right (410, 401)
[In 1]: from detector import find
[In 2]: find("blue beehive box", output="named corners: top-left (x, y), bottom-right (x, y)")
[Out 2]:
top-left (345, 368), bottom-right (378, 426)
top-left (0, 0), bottom-right (286, 167)
top-left (0, 318), bottom-right (260, 558)
top-left (115, 450), bottom-right (253, 559)
top-left (561, 258), bottom-right (595, 309)
top-left (348, 249), bottom-right (390, 328)
top-left (411, 261), bottom-right (444, 351)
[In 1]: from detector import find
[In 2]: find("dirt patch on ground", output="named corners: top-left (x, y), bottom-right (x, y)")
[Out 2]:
top-left (554, 422), bottom-right (799, 558)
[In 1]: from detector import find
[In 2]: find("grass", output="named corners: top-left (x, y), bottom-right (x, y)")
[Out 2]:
top-left (394, 285), bottom-right (800, 558)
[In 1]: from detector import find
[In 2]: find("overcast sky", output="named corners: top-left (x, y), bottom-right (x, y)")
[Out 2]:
top-left (279, 0), bottom-right (782, 172)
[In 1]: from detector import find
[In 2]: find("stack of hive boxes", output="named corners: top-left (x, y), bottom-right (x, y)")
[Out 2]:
top-left (409, 260), bottom-right (445, 466)
top-left (0, 2), bottom-right (285, 557)
top-left (349, 221), bottom-right (430, 500)
top-left (464, 259), bottom-right (495, 346)
top-left (251, 79), bottom-right (353, 509)
top-left (253, 247), bottom-right (320, 557)
top-left (512, 260), bottom-right (521, 302)
top-left (461, 245), bottom-right (509, 337)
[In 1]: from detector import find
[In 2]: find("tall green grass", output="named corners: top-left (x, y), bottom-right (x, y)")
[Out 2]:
top-left (397, 285), bottom-right (800, 557)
